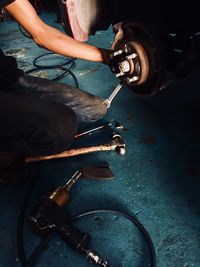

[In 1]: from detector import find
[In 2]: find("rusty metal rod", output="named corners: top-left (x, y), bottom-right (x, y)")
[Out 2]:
top-left (75, 123), bottom-right (111, 139)
top-left (25, 143), bottom-right (114, 163)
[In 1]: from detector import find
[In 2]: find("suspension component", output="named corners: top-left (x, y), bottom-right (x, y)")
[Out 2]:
top-left (111, 40), bottom-right (150, 87)
top-left (110, 21), bottom-right (164, 96)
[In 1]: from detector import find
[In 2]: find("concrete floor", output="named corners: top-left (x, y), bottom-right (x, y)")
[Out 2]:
top-left (0, 10), bottom-right (200, 267)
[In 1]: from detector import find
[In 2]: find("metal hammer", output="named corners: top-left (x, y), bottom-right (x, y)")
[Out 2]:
top-left (25, 132), bottom-right (126, 163)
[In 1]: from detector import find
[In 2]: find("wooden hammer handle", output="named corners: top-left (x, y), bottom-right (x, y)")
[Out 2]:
top-left (25, 144), bottom-right (112, 163)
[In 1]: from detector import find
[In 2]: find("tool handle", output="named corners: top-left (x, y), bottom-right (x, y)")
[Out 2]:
top-left (49, 187), bottom-right (70, 207)
top-left (107, 82), bottom-right (123, 102)
top-left (103, 82), bottom-right (123, 108)
top-left (57, 220), bottom-right (90, 251)
top-left (26, 144), bottom-right (112, 163)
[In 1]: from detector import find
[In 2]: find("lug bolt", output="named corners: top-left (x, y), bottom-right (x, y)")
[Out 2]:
top-left (126, 76), bottom-right (139, 83)
top-left (113, 50), bottom-right (123, 56)
top-left (124, 44), bottom-right (130, 54)
top-left (116, 72), bottom-right (125, 78)
top-left (126, 53), bottom-right (137, 60)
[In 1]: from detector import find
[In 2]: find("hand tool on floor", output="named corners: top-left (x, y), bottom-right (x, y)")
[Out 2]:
top-left (44, 163), bottom-right (114, 207)
top-left (25, 132), bottom-right (126, 163)
top-left (75, 122), bottom-right (112, 139)
top-left (103, 81), bottom-right (124, 109)
top-left (28, 164), bottom-right (112, 266)
top-left (75, 121), bottom-right (123, 139)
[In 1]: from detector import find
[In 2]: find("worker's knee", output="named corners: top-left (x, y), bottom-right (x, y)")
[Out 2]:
top-left (74, 95), bottom-right (107, 123)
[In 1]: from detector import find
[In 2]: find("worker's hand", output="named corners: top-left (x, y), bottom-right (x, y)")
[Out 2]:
top-left (106, 50), bottom-right (122, 75)
top-left (100, 49), bottom-right (113, 65)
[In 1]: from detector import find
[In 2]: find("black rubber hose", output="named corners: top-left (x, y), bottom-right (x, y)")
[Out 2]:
top-left (25, 54), bottom-right (79, 88)
top-left (17, 164), bottom-right (41, 267)
top-left (32, 52), bottom-right (74, 68)
top-left (70, 209), bottom-right (156, 267)
top-left (25, 232), bottom-right (56, 267)
top-left (18, 22), bottom-right (79, 87)
top-left (25, 65), bottom-right (79, 88)
top-left (20, 208), bottom-right (156, 267)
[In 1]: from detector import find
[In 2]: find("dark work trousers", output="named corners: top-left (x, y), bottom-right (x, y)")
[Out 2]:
top-left (0, 74), bottom-right (107, 156)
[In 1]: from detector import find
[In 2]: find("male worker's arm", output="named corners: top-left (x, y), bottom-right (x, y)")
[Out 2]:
top-left (5, 0), bottom-right (110, 64)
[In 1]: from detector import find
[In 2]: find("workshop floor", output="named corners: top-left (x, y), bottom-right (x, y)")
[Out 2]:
top-left (0, 10), bottom-right (200, 267)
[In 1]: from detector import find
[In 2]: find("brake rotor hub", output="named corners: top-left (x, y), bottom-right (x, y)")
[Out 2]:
top-left (111, 21), bottom-right (164, 96)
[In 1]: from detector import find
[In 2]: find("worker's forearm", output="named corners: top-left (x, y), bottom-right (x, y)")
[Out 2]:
top-left (5, 0), bottom-right (110, 64)
top-left (34, 25), bottom-right (110, 64)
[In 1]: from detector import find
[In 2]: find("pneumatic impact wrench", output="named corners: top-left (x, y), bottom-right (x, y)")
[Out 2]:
top-left (28, 165), bottom-right (111, 267)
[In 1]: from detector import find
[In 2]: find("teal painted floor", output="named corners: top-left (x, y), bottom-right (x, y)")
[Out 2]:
top-left (0, 10), bottom-right (200, 267)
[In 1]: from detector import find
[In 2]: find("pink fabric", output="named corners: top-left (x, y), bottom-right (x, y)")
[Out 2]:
top-left (66, 0), bottom-right (89, 42)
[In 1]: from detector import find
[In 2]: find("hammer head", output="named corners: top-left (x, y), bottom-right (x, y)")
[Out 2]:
top-left (110, 132), bottom-right (126, 155)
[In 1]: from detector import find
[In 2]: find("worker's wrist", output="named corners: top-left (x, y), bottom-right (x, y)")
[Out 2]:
top-left (101, 49), bottom-right (112, 65)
